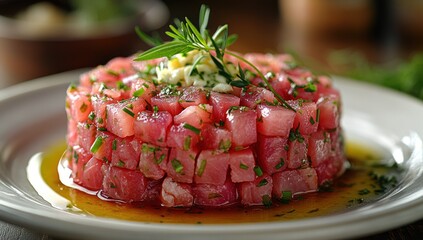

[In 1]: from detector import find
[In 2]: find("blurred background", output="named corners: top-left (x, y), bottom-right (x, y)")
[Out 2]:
top-left (0, 0), bottom-right (422, 99)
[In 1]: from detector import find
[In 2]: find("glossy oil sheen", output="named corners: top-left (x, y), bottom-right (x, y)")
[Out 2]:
top-left (30, 141), bottom-right (396, 224)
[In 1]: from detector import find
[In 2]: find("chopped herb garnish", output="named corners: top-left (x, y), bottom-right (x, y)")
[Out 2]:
top-left (88, 112), bottom-right (96, 121)
top-left (254, 166), bottom-right (263, 177)
top-left (80, 102), bottom-right (88, 113)
top-left (280, 191), bottom-right (292, 204)
top-left (197, 159), bottom-right (207, 177)
top-left (309, 116), bottom-right (316, 125)
top-left (275, 158), bottom-right (285, 169)
top-left (239, 163), bottom-right (249, 170)
top-left (133, 88), bottom-right (145, 97)
top-left (112, 139), bottom-right (117, 150)
top-left (73, 150), bottom-right (79, 164)
top-left (97, 127), bottom-right (107, 131)
top-left (183, 136), bottom-right (192, 150)
top-left (208, 193), bottom-right (222, 199)
top-left (90, 136), bottom-right (104, 153)
top-left (109, 182), bottom-right (117, 188)
top-left (358, 188), bottom-right (370, 195)
top-left (117, 81), bottom-right (129, 91)
top-left (218, 139), bottom-right (231, 152)
top-left (257, 178), bottom-right (268, 187)
top-left (117, 160), bottom-right (125, 167)
top-left (106, 69), bottom-right (119, 76)
top-left (153, 105), bottom-right (159, 113)
top-left (135, 4), bottom-right (295, 111)
top-left (155, 154), bottom-right (166, 164)
top-left (183, 123), bottom-right (201, 135)
top-left (262, 194), bottom-right (272, 207)
top-left (171, 159), bottom-right (184, 174)
top-left (97, 117), bottom-right (104, 124)
top-left (315, 109), bottom-right (320, 122)
top-left (122, 107), bottom-right (135, 117)
top-left (289, 127), bottom-right (305, 143)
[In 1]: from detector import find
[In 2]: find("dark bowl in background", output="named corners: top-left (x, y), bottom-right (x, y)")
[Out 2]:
top-left (0, 0), bottom-right (168, 87)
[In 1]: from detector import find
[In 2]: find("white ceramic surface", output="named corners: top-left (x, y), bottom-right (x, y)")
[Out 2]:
top-left (0, 70), bottom-right (423, 240)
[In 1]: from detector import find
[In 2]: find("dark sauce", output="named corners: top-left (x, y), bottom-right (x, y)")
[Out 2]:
top-left (31, 141), bottom-right (399, 224)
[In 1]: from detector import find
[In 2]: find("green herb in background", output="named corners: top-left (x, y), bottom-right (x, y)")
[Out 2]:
top-left (329, 50), bottom-right (423, 100)
top-left (70, 0), bottom-right (137, 22)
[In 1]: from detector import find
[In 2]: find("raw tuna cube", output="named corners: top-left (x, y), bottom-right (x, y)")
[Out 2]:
top-left (102, 166), bottom-right (148, 202)
top-left (106, 97), bottom-right (146, 138)
top-left (134, 110), bottom-right (173, 146)
top-left (67, 90), bottom-right (92, 122)
top-left (81, 157), bottom-right (104, 190)
top-left (67, 119), bottom-right (78, 146)
top-left (77, 122), bottom-right (96, 153)
top-left (90, 131), bottom-right (115, 164)
top-left (151, 95), bottom-right (183, 116)
top-left (229, 148), bottom-right (256, 182)
top-left (240, 86), bottom-right (276, 108)
top-left (80, 66), bottom-right (119, 88)
top-left (317, 96), bottom-right (340, 130)
top-left (111, 137), bottom-right (141, 170)
top-left (256, 104), bottom-right (295, 138)
top-left (179, 86), bottom-right (208, 108)
top-left (139, 143), bottom-right (169, 180)
top-left (285, 76), bottom-right (317, 101)
top-left (257, 135), bottom-right (288, 175)
top-left (288, 100), bottom-right (319, 135)
top-left (209, 92), bottom-right (240, 122)
top-left (71, 145), bottom-right (92, 185)
top-left (225, 108), bottom-right (257, 147)
top-left (199, 124), bottom-right (232, 151)
top-left (161, 177), bottom-right (193, 207)
top-left (174, 104), bottom-right (213, 129)
top-left (130, 79), bottom-right (156, 104)
top-left (91, 95), bottom-right (116, 128)
top-left (287, 136), bottom-right (310, 169)
top-left (166, 148), bottom-right (198, 183)
top-left (166, 124), bottom-right (201, 150)
top-left (272, 168), bottom-right (318, 198)
top-left (239, 174), bottom-right (273, 206)
top-left (193, 179), bottom-right (237, 206)
top-left (106, 57), bottom-right (136, 78)
top-left (194, 150), bottom-right (229, 185)
top-left (308, 130), bottom-right (331, 167)
top-left (270, 75), bottom-right (291, 100)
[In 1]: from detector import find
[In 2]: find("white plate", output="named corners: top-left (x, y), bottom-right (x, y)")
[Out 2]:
top-left (0, 70), bottom-right (423, 240)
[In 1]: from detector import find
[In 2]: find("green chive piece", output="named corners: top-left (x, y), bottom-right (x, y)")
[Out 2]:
top-left (171, 159), bottom-right (184, 174)
top-left (97, 127), bottom-right (107, 131)
top-left (112, 139), bottom-right (117, 150)
top-left (275, 158), bottom-right (285, 169)
top-left (197, 159), bottom-right (207, 177)
top-left (254, 166), bottom-right (263, 177)
top-left (316, 109), bottom-right (320, 122)
top-left (281, 191), bottom-right (292, 203)
top-left (309, 116), bottom-right (316, 125)
top-left (240, 163), bottom-right (249, 170)
top-left (155, 154), bottom-right (166, 164)
top-left (88, 112), bottom-right (95, 121)
top-left (80, 102), bottom-right (88, 113)
top-left (183, 123), bottom-right (201, 135)
top-left (183, 136), bottom-right (192, 150)
top-left (208, 193), bottom-right (222, 199)
top-left (90, 136), bottom-right (104, 153)
top-left (122, 107), bottom-right (135, 117)
top-left (117, 160), bottom-right (125, 167)
top-left (257, 179), bottom-right (268, 187)
top-left (133, 88), bottom-right (145, 97)
top-left (262, 194), bottom-right (272, 207)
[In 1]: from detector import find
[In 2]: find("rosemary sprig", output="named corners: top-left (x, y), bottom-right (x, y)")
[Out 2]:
top-left (135, 4), bottom-right (294, 111)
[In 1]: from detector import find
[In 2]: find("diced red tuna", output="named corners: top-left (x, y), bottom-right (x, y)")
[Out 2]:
top-left (106, 97), bottom-right (146, 138)
top-left (179, 86), bottom-right (208, 108)
top-left (257, 135), bottom-right (288, 175)
top-left (102, 166), bottom-right (148, 202)
top-left (308, 130), bottom-right (332, 167)
top-left (209, 92), bottom-right (240, 122)
top-left (317, 96), bottom-right (340, 130)
top-left (134, 110), bottom-right (173, 146)
top-left (70, 145), bottom-right (92, 185)
top-left (67, 89), bottom-right (92, 122)
top-left (90, 131), bottom-right (115, 163)
top-left (199, 124), bottom-right (232, 151)
top-left (166, 148), bottom-right (198, 183)
top-left (111, 137), bottom-right (141, 170)
top-left (229, 148), bottom-right (256, 183)
top-left (166, 123), bottom-right (201, 150)
top-left (287, 136), bottom-right (310, 169)
top-left (256, 104), bottom-right (295, 138)
top-left (272, 168), bottom-right (318, 198)
top-left (130, 79), bottom-right (156, 104)
top-left (193, 179), bottom-right (237, 206)
top-left (225, 108), bottom-right (257, 147)
top-left (67, 118), bottom-right (78, 146)
top-left (81, 157), bottom-right (104, 190)
top-left (105, 57), bottom-right (136, 78)
top-left (77, 122), bottom-right (96, 152)
top-left (151, 95), bottom-right (183, 116)
top-left (91, 95), bottom-right (116, 128)
top-left (139, 143), bottom-right (169, 180)
top-left (288, 100), bottom-right (319, 135)
top-left (194, 150), bottom-right (229, 185)
top-left (174, 104), bottom-right (213, 129)
top-left (239, 174), bottom-right (273, 206)
top-left (240, 86), bottom-right (276, 108)
top-left (160, 177), bottom-right (193, 207)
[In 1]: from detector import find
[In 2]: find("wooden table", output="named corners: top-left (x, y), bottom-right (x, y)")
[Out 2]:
top-left (1, 0), bottom-right (422, 239)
